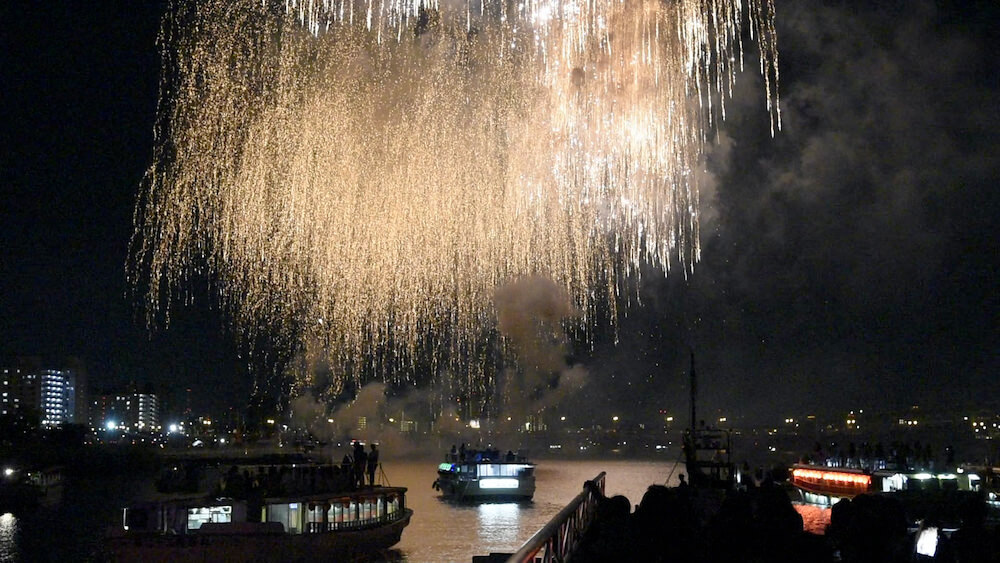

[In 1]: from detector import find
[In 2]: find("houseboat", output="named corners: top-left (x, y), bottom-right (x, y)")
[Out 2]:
top-left (790, 463), bottom-right (983, 507)
top-left (105, 460), bottom-right (411, 562)
top-left (433, 450), bottom-right (535, 501)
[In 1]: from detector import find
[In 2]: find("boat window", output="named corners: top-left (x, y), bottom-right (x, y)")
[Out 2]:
top-left (329, 501), bottom-right (344, 523)
top-left (288, 503), bottom-right (300, 533)
top-left (266, 503), bottom-right (288, 528)
top-left (362, 499), bottom-right (373, 520)
top-left (265, 502), bottom-right (302, 534)
top-left (306, 502), bottom-right (326, 526)
top-left (187, 505), bottom-right (232, 530)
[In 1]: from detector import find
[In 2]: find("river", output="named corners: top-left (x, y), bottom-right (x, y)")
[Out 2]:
top-left (0, 457), bottom-right (828, 562)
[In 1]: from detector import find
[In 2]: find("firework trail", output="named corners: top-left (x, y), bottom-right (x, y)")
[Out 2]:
top-left (132, 0), bottom-right (779, 402)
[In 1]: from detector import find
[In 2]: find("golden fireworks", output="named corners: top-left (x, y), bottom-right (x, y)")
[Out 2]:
top-left (132, 0), bottom-right (779, 396)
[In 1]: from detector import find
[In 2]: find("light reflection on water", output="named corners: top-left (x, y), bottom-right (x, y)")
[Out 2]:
top-left (1, 513), bottom-right (18, 562)
top-left (476, 503), bottom-right (521, 545)
top-left (390, 458), bottom-right (680, 562)
top-left (794, 503), bottom-right (832, 535)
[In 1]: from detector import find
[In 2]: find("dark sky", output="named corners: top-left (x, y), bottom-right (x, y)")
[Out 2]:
top-left (1, 1), bottom-right (997, 423)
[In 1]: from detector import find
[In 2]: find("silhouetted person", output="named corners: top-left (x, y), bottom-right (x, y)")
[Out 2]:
top-left (632, 484), bottom-right (699, 562)
top-left (677, 473), bottom-right (688, 488)
top-left (753, 482), bottom-right (804, 560)
top-left (574, 480), bottom-right (632, 563)
top-left (449, 444), bottom-right (457, 461)
top-left (949, 496), bottom-right (994, 563)
top-left (352, 441), bottom-right (367, 489)
top-left (367, 443), bottom-right (379, 487)
top-left (833, 494), bottom-right (908, 563)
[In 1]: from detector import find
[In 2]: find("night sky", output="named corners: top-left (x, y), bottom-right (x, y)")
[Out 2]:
top-left (1, 1), bottom-right (997, 422)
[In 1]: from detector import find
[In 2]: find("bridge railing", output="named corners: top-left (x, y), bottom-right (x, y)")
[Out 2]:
top-left (506, 472), bottom-right (606, 563)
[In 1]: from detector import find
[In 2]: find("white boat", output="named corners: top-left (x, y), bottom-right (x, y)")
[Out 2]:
top-left (105, 460), bottom-right (411, 562)
top-left (433, 451), bottom-right (535, 501)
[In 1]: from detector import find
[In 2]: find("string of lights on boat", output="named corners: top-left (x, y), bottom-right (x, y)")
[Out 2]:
top-left (131, 0), bottom-right (780, 401)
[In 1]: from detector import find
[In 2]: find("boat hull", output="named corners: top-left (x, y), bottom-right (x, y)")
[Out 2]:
top-left (105, 508), bottom-right (412, 562)
top-left (435, 473), bottom-right (535, 501)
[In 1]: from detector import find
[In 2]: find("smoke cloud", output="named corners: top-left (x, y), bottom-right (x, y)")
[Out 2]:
top-left (494, 276), bottom-right (589, 424)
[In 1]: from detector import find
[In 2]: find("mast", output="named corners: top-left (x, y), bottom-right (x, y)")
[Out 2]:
top-left (689, 349), bottom-right (696, 433)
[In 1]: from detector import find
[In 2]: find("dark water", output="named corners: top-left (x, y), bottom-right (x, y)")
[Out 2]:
top-left (0, 459), bottom-right (835, 562)
top-left (0, 458), bottom-right (679, 562)
top-left (391, 458), bottom-right (680, 562)
top-left (1, 472), bottom-right (150, 562)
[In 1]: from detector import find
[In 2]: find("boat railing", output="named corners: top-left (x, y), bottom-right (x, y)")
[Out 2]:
top-left (444, 454), bottom-right (529, 464)
top-left (305, 510), bottom-right (406, 533)
top-left (506, 472), bottom-right (606, 563)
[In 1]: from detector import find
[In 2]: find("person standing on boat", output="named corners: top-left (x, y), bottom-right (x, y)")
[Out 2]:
top-left (352, 441), bottom-right (367, 489)
top-left (367, 443), bottom-right (379, 487)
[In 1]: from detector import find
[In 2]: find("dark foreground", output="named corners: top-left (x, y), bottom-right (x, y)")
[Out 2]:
top-left (573, 482), bottom-right (1000, 563)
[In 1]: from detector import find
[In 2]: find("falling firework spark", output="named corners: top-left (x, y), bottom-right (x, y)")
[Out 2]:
top-left (131, 0), bottom-right (780, 400)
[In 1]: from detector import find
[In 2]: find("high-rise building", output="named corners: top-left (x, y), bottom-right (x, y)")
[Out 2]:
top-left (1, 361), bottom-right (82, 427)
top-left (96, 388), bottom-right (161, 433)
top-left (1, 366), bottom-right (29, 417)
top-left (134, 393), bottom-right (160, 432)
top-left (39, 369), bottom-right (76, 427)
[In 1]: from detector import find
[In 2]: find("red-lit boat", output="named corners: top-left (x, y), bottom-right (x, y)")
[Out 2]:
top-left (790, 463), bottom-right (984, 507)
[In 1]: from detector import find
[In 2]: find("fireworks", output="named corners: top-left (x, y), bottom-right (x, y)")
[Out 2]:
top-left (132, 0), bottom-right (779, 398)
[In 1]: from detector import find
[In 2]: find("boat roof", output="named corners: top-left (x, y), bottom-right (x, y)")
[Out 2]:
top-left (264, 486), bottom-right (409, 503)
top-left (127, 486), bottom-right (408, 508)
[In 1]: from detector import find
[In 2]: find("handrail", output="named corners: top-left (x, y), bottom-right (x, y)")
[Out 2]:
top-left (506, 472), bottom-right (606, 563)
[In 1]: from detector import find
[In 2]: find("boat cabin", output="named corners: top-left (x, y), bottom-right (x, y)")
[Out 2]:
top-left (122, 488), bottom-right (408, 536)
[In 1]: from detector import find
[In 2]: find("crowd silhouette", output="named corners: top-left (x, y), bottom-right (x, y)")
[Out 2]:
top-left (573, 479), bottom-right (999, 562)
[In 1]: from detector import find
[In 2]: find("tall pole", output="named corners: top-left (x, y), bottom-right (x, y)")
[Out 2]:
top-left (689, 349), bottom-right (697, 433)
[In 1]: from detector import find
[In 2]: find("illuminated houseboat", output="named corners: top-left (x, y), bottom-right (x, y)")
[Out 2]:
top-left (106, 461), bottom-right (411, 562)
top-left (791, 463), bottom-right (982, 507)
top-left (433, 454), bottom-right (535, 501)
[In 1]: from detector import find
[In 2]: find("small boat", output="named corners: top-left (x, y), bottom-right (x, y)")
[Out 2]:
top-left (433, 449), bottom-right (535, 501)
top-left (0, 464), bottom-right (63, 513)
top-left (680, 351), bottom-right (738, 490)
top-left (105, 460), bottom-right (411, 562)
top-left (682, 425), bottom-right (737, 489)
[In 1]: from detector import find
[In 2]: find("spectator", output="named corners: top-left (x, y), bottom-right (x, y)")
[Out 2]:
top-left (367, 443), bottom-right (380, 487)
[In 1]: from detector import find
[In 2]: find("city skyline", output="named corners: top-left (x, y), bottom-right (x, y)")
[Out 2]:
top-left (1, 1), bottom-right (997, 423)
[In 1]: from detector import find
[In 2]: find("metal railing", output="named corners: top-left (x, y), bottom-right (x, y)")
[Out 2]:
top-left (506, 472), bottom-right (606, 563)
top-left (305, 509), bottom-right (404, 533)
